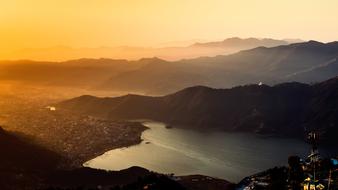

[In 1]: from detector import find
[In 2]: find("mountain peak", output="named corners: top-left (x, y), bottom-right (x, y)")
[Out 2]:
top-left (223, 37), bottom-right (242, 42)
top-left (183, 85), bottom-right (214, 93)
top-left (165, 86), bottom-right (215, 99)
top-left (307, 40), bottom-right (324, 45)
top-left (138, 57), bottom-right (167, 63)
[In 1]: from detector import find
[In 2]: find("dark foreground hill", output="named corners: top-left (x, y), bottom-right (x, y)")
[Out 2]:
top-left (59, 76), bottom-right (338, 144)
top-left (0, 127), bottom-right (188, 190)
top-left (0, 127), bottom-right (61, 189)
top-left (0, 127), bottom-right (234, 190)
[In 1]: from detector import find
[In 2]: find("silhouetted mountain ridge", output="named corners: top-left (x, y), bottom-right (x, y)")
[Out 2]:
top-left (2, 40), bottom-right (338, 95)
top-left (60, 77), bottom-right (338, 144)
top-left (102, 40), bottom-right (338, 94)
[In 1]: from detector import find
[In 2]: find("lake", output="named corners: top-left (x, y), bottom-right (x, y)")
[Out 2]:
top-left (84, 121), bottom-right (324, 182)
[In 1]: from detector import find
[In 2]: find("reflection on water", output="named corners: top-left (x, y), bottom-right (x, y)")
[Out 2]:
top-left (85, 121), bottom-right (314, 182)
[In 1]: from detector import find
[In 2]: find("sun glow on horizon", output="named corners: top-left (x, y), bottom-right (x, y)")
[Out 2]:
top-left (1, 0), bottom-right (338, 60)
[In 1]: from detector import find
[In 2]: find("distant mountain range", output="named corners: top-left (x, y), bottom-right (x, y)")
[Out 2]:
top-left (2, 37), bottom-right (290, 61)
top-left (59, 76), bottom-right (338, 145)
top-left (191, 37), bottom-right (289, 49)
top-left (1, 40), bottom-right (338, 95)
top-left (101, 40), bottom-right (338, 94)
top-left (0, 58), bottom-right (146, 87)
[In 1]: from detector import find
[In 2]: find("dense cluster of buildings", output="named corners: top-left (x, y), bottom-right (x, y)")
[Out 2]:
top-left (0, 96), bottom-right (146, 167)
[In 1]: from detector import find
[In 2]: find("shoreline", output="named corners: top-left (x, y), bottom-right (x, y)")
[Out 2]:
top-left (1, 100), bottom-right (150, 170)
top-left (65, 121), bottom-right (149, 168)
top-left (79, 124), bottom-right (150, 168)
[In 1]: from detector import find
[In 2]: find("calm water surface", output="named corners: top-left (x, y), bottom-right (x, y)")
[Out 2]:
top-left (84, 122), bottom-right (318, 182)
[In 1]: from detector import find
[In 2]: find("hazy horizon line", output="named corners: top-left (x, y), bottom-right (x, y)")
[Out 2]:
top-left (2, 36), bottom-right (309, 51)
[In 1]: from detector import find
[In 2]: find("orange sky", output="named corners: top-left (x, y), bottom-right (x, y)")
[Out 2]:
top-left (1, 0), bottom-right (338, 56)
